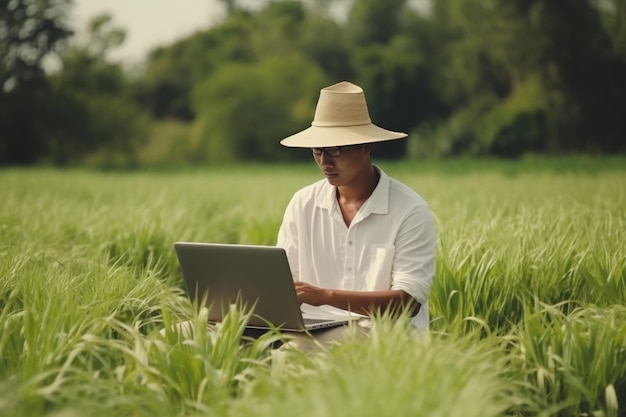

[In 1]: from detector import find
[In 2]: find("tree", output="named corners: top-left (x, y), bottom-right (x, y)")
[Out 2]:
top-left (0, 0), bottom-right (72, 164)
top-left (47, 13), bottom-right (149, 165)
top-left (137, 1), bottom-right (348, 121)
top-left (0, 0), bottom-right (72, 92)
top-left (410, 0), bottom-right (550, 157)
top-left (407, 0), bottom-right (626, 157)
top-left (192, 54), bottom-right (327, 162)
top-left (345, 0), bottom-right (408, 45)
top-left (345, 0), bottom-right (435, 158)
top-left (136, 9), bottom-right (257, 120)
top-left (529, 0), bottom-right (626, 153)
top-left (298, 6), bottom-right (354, 81)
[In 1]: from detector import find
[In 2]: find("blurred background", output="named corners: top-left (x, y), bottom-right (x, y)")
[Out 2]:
top-left (1, 0), bottom-right (625, 167)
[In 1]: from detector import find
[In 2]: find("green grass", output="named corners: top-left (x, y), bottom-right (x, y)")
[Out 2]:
top-left (0, 157), bottom-right (625, 416)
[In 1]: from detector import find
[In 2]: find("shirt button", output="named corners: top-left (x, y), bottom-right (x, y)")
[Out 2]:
top-left (348, 267), bottom-right (352, 272)
top-left (348, 241), bottom-right (353, 245)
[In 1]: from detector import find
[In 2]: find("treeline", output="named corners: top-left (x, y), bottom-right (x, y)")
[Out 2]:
top-left (1, 0), bottom-right (625, 166)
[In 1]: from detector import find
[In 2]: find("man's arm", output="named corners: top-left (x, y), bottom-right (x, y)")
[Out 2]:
top-left (295, 281), bottom-right (421, 317)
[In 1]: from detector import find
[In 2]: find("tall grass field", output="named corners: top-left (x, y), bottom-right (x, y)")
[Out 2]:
top-left (1, 158), bottom-right (625, 417)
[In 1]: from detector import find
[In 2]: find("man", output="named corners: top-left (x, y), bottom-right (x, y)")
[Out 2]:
top-left (276, 81), bottom-right (436, 348)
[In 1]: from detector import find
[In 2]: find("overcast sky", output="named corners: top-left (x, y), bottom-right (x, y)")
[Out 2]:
top-left (72, 0), bottom-right (228, 63)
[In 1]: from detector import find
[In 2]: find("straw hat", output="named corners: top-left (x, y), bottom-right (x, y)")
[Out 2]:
top-left (280, 81), bottom-right (407, 148)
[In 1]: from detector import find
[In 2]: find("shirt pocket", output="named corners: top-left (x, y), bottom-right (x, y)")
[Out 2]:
top-left (365, 246), bottom-right (395, 291)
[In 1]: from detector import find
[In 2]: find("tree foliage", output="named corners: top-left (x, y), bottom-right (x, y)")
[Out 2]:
top-left (47, 13), bottom-right (149, 165)
top-left (405, 0), bottom-right (626, 157)
top-left (192, 54), bottom-right (327, 162)
top-left (2, 0), bottom-right (625, 165)
top-left (0, 0), bottom-right (72, 164)
top-left (136, 9), bottom-right (258, 121)
top-left (0, 0), bottom-right (72, 91)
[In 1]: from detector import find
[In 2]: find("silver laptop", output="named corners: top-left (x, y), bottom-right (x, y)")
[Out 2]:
top-left (174, 242), bottom-right (357, 332)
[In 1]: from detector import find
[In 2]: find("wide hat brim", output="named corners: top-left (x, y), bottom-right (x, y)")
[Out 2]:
top-left (280, 81), bottom-right (408, 148)
top-left (280, 124), bottom-right (407, 148)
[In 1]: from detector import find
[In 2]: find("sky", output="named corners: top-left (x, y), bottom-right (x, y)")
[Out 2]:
top-left (71, 0), bottom-right (228, 63)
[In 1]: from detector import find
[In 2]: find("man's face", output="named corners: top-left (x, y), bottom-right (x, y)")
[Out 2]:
top-left (311, 144), bottom-right (371, 187)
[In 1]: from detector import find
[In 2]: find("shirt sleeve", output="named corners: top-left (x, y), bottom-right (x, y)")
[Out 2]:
top-left (276, 193), bottom-right (300, 281)
top-left (390, 204), bottom-right (437, 305)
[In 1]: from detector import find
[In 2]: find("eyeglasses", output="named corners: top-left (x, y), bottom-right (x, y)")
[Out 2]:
top-left (311, 147), bottom-right (343, 157)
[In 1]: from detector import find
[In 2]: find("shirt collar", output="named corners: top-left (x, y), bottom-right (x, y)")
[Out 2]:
top-left (315, 165), bottom-right (390, 215)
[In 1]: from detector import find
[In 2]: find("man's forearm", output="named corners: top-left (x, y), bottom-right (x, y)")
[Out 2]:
top-left (323, 288), bottom-right (421, 317)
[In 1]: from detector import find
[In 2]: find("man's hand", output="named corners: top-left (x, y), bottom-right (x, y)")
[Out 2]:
top-left (294, 281), bottom-right (330, 306)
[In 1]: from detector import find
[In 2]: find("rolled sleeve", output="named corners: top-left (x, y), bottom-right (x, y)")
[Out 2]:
top-left (390, 204), bottom-right (437, 305)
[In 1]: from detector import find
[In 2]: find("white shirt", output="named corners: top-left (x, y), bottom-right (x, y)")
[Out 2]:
top-left (276, 166), bottom-right (436, 330)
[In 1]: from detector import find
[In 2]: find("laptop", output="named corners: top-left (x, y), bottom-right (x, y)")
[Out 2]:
top-left (174, 242), bottom-right (358, 332)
